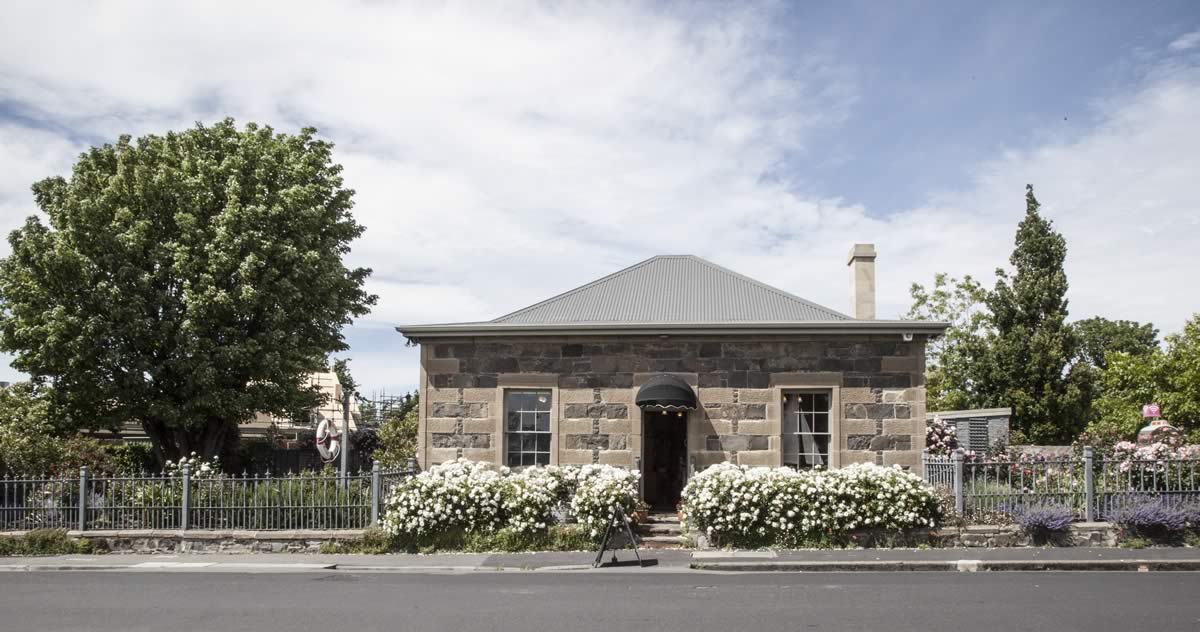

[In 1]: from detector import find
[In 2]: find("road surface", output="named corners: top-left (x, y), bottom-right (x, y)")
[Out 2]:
top-left (1, 571), bottom-right (1197, 631)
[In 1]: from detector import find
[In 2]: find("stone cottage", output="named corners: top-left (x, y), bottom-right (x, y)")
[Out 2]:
top-left (397, 245), bottom-right (947, 508)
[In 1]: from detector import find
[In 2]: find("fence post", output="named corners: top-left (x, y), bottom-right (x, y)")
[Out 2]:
top-left (952, 448), bottom-right (965, 516)
top-left (371, 461), bottom-right (382, 525)
top-left (180, 463), bottom-right (190, 531)
top-left (1083, 446), bottom-right (1095, 522)
top-left (406, 457), bottom-right (418, 475)
top-left (78, 466), bottom-right (88, 532)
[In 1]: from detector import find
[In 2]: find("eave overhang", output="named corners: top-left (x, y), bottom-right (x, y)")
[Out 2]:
top-left (396, 320), bottom-right (950, 343)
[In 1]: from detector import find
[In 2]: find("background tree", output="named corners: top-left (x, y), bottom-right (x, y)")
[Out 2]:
top-left (1072, 317), bottom-right (1159, 370)
top-left (906, 273), bottom-right (991, 411)
top-left (1090, 314), bottom-right (1200, 440)
top-left (372, 393), bottom-right (420, 467)
top-left (0, 120), bottom-right (376, 464)
top-left (979, 185), bottom-right (1085, 444)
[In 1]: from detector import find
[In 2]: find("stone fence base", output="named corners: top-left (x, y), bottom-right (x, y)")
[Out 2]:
top-left (936, 522), bottom-right (1118, 548)
top-left (4, 523), bottom-right (1120, 554)
top-left (1, 529), bottom-right (364, 554)
top-left (693, 522), bottom-right (1120, 550)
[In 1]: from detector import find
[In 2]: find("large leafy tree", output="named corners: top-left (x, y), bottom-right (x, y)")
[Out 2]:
top-left (906, 273), bottom-right (991, 411)
top-left (1072, 317), bottom-right (1159, 371)
top-left (1091, 314), bottom-right (1200, 439)
top-left (0, 120), bottom-right (376, 463)
top-left (980, 185), bottom-right (1085, 443)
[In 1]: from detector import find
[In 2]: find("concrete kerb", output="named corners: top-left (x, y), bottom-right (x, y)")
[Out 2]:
top-left (689, 559), bottom-right (1200, 572)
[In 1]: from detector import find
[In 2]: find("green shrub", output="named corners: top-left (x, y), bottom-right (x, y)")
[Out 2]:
top-left (102, 442), bottom-right (158, 474)
top-left (0, 529), bottom-right (100, 556)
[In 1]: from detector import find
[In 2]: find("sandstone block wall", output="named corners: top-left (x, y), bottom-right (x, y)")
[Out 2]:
top-left (418, 336), bottom-right (927, 472)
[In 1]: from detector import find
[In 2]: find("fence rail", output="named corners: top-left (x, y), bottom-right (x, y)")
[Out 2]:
top-left (0, 462), bottom-right (414, 532)
top-left (923, 448), bottom-right (1200, 521)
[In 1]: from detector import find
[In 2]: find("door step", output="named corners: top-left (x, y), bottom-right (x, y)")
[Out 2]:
top-left (635, 513), bottom-right (687, 549)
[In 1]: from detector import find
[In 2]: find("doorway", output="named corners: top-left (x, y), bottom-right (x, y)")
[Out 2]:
top-left (642, 409), bottom-right (688, 510)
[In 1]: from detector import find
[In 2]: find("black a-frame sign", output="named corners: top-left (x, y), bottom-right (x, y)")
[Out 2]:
top-left (592, 506), bottom-right (645, 568)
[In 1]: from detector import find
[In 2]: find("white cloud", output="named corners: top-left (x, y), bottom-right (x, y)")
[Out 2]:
top-left (0, 2), bottom-right (1198, 392)
top-left (1169, 29), bottom-right (1200, 51)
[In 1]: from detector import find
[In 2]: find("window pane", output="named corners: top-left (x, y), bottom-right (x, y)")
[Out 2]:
top-left (521, 434), bottom-right (537, 451)
top-left (507, 434), bottom-right (522, 453)
top-left (522, 453), bottom-right (536, 466)
top-left (505, 391), bottom-right (532, 411)
top-left (535, 412), bottom-right (550, 432)
top-left (535, 453), bottom-right (550, 465)
top-left (783, 397), bottom-right (800, 434)
top-left (507, 411), bottom-right (520, 432)
top-left (783, 432), bottom-right (799, 460)
top-left (536, 434), bottom-right (551, 452)
top-left (798, 411), bottom-right (815, 434)
top-left (812, 413), bottom-right (829, 434)
top-left (521, 413), bottom-right (535, 432)
top-left (506, 452), bottom-right (521, 467)
top-left (813, 393), bottom-right (830, 412)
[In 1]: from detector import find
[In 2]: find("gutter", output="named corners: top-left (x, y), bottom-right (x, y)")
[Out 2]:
top-left (396, 320), bottom-right (950, 342)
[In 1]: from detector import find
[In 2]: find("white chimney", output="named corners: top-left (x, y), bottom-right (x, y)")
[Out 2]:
top-left (847, 243), bottom-right (876, 320)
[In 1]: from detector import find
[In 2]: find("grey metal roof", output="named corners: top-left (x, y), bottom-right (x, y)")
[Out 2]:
top-left (397, 255), bottom-right (950, 339)
top-left (493, 255), bottom-right (851, 324)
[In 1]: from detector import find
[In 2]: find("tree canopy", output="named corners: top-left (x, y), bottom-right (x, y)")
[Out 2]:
top-left (1091, 315), bottom-right (1200, 440)
top-left (1072, 317), bottom-right (1159, 371)
top-left (0, 119), bottom-right (376, 463)
top-left (906, 272), bottom-right (990, 411)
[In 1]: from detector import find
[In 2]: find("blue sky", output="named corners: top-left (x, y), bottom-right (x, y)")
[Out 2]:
top-left (1, 1), bottom-right (1199, 396)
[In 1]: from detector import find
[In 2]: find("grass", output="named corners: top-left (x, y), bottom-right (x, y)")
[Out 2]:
top-left (320, 525), bottom-right (597, 554)
top-left (1118, 536), bottom-right (1153, 550)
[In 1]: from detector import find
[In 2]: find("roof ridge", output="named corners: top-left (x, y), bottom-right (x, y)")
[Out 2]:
top-left (682, 255), bottom-right (850, 320)
top-left (491, 255), bottom-right (665, 323)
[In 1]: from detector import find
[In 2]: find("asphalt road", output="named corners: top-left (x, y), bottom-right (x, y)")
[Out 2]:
top-left (2, 571), bottom-right (1198, 632)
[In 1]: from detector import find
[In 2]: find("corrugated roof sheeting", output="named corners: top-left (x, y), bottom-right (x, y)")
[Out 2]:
top-left (493, 255), bottom-right (850, 324)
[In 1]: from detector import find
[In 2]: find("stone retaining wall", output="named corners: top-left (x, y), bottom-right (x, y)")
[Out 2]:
top-left (1, 523), bottom-right (1122, 554)
top-left (1, 529), bottom-right (363, 554)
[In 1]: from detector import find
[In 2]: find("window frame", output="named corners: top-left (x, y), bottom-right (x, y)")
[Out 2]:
top-left (782, 389), bottom-right (834, 469)
top-left (502, 387), bottom-right (555, 467)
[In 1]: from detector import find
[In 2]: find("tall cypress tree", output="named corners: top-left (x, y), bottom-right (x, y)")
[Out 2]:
top-left (983, 185), bottom-right (1083, 443)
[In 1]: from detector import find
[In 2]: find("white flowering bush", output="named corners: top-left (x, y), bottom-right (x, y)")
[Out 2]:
top-left (681, 463), bottom-right (941, 548)
top-left (381, 459), bottom-right (504, 540)
top-left (501, 465), bottom-right (575, 535)
top-left (381, 460), bottom-right (640, 545)
top-left (164, 453), bottom-right (220, 478)
top-left (570, 464), bottom-right (641, 538)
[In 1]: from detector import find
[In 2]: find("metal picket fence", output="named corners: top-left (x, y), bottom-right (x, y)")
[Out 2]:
top-left (0, 461), bottom-right (415, 532)
top-left (924, 448), bottom-right (1200, 520)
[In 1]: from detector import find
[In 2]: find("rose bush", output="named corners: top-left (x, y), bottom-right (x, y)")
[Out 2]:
top-left (925, 416), bottom-right (959, 456)
top-left (681, 462), bottom-right (941, 548)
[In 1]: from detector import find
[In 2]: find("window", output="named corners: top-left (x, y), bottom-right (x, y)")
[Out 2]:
top-left (505, 390), bottom-right (552, 466)
top-left (783, 392), bottom-right (831, 469)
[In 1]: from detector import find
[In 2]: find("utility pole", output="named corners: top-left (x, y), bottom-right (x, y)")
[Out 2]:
top-left (341, 386), bottom-right (351, 488)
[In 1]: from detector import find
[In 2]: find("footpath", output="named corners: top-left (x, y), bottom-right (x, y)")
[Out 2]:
top-left (3, 547), bottom-right (1200, 573)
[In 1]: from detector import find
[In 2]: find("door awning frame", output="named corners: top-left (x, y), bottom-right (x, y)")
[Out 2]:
top-left (635, 374), bottom-right (698, 411)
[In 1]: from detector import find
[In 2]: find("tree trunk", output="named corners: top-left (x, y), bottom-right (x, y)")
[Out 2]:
top-left (141, 418), bottom-right (234, 468)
